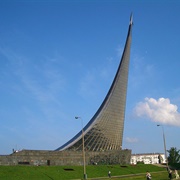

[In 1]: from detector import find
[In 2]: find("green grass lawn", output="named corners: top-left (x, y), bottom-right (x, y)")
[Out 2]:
top-left (0, 164), bottom-right (175, 180)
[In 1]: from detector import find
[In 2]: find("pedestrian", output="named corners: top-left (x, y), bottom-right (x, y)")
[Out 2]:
top-left (174, 169), bottom-right (179, 179)
top-left (168, 169), bottom-right (173, 180)
top-left (146, 171), bottom-right (151, 180)
top-left (108, 171), bottom-right (111, 178)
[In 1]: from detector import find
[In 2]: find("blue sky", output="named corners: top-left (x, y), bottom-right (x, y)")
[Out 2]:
top-left (0, 0), bottom-right (180, 155)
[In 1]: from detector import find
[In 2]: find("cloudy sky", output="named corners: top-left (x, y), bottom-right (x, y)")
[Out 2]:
top-left (0, 0), bottom-right (180, 155)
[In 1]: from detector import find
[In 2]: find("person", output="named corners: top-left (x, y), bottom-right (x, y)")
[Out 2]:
top-left (108, 171), bottom-right (111, 178)
top-left (174, 169), bottom-right (179, 179)
top-left (168, 169), bottom-right (172, 180)
top-left (146, 171), bottom-right (151, 180)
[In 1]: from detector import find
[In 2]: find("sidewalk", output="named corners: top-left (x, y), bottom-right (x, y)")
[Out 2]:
top-left (72, 171), bottom-right (169, 180)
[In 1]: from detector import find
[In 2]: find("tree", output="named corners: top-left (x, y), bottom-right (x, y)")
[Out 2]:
top-left (167, 147), bottom-right (180, 164)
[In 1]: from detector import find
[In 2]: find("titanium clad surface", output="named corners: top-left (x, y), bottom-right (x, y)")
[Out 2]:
top-left (56, 16), bottom-right (133, 152)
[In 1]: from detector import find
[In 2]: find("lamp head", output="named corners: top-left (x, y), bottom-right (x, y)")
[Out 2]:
top-left (75, 116), bottom-right (80, 119)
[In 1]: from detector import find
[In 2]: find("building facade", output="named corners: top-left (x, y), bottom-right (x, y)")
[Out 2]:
top-left (131, 153), bottom-right (166, 165)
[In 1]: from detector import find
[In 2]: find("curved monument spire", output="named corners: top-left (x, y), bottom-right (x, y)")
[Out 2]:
top-left (56, 15), bottom-right (133, 151)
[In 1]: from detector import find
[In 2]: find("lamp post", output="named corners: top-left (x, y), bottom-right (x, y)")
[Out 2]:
top-left (157, 124), bottom-right (169, 170)
top-left (75, 116), bottom-right (87, 180)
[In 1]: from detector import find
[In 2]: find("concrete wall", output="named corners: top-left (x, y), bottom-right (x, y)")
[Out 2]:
top-left (0, 149), bottom-right (131, 166)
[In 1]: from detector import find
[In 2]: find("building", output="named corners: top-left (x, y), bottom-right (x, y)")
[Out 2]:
top-left (131, 153), bottom-right (166, 165)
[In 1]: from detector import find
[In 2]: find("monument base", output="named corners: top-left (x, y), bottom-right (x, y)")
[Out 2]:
top-left (0, 149), bottom-right (131, 166)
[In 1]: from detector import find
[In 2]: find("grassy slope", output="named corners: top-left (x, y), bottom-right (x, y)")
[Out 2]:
top-left (0, 164), bottom-right (169, 180)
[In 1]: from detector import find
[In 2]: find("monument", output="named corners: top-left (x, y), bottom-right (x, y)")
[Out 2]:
top-left (56, 15), bottom-right (133, 152)
top-left (0, 15), bottom-right (133, 166)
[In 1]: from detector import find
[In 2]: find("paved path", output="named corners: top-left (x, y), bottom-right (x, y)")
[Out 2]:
top-left (72, 171), bottom-right (169, 180)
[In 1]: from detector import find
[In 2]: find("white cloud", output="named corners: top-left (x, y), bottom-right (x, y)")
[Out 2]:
top-left (125, 137), bottom-right (139, 143)
top-left (134, 97), bottom-right (180, 126)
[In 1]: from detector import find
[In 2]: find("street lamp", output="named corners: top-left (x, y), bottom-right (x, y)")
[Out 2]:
top-left (75, 116), bottom-right (87, 180)
top-left (157, 124), bottom-right (169, 170)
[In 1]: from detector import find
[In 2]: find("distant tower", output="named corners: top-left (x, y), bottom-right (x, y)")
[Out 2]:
top-left (56, 15), bottom-right (133, 152)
